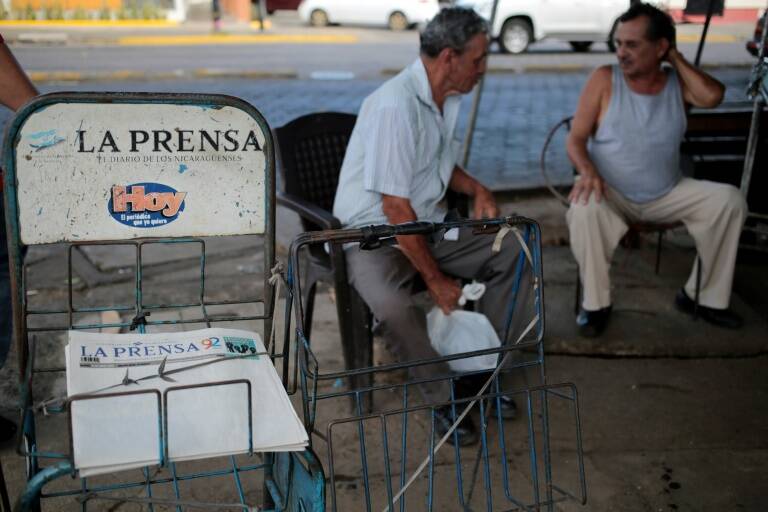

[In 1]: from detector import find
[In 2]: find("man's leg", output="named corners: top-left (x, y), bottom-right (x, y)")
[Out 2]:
top-left (641, 178), bottom-right (747, 310)
top-left (344, 246), bottom-right (450, 403)
top-left (566, 194), bottom-right (630, 311)
top-left (429, 226), bottom-right (533, 344)
top-left (430, 226), bottom-right (535, 420)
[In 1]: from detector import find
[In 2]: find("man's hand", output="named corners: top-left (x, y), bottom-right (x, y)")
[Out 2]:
top-left (448, 166), bottom-right (498, 219)
top-left (473, 185), bottom-right (498, 219)
top-left (568, 172), bottom-right (605, 204)
top-left (664, 45), bottom-right (680, 64)
top-left (425, 273), bottom-right (462, 315)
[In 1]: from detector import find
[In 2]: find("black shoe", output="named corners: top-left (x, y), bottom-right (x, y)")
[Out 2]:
top-left (0, 415), bottom-right (17, 444)
top-left (491, 395), bottom-right (517, 420)
top-left (434, 406), bottom-right (478, 447)
top-left (674, 289), bottom-right (743, 329)
top-left (576, 306), bottom-right (612, 338)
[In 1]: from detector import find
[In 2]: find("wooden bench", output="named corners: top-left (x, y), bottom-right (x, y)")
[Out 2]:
top-left (683, 102), bottom-right (768, 250)
top-left (684, 103), bottom-right (767, 212)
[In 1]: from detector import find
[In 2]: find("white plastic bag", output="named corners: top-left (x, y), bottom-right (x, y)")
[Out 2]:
top-left (427, 308), bottom-right (501, 372)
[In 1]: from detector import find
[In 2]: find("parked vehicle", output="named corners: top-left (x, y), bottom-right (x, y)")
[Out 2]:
top-left (298, 0), bottom-right (441, 30)
top-left (746, 11), bottom-right (767, 57)
top-left (456, 0), bottom-right (630, 54)
top-left (266, 0), bottom-right (302, 13)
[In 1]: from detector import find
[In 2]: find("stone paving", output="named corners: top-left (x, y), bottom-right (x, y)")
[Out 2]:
top-left (0, 66), bottom-right (751, 193)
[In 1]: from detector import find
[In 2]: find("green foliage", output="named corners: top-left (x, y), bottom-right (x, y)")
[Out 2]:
top-left (72, 6), bottom-right (89, 19)
top-left (98, 3), bottom-right (111, 20)
top-left (140, 2), bottom-right (159, 19)
top-left (43, 1), bottom-right (64, 19)
top-left (115, 3), bottom-right (130, 19)
top-left (24, 4), bottom-right (37, 20)
top-left (0, 2), bottom-right (7, 20)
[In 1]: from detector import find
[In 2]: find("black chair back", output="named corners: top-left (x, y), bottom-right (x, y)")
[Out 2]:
top-left (276, 112), bottom-right (357, 230)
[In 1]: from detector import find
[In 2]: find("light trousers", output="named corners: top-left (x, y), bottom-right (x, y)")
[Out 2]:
top-left (567, 178), bottom-right (747, 311)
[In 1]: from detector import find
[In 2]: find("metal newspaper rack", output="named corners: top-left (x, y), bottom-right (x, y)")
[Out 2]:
top-left (287, 217), bottom-right (587, 511)
top-left (2, 93), bottom-right (321, 511)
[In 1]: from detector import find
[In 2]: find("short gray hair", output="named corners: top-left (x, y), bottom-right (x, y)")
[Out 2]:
top-left (420, 7), bottom-right (489, 58)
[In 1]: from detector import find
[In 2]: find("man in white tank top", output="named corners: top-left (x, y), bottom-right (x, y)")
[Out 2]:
top-left (566, 2), bottom-right (746, 337)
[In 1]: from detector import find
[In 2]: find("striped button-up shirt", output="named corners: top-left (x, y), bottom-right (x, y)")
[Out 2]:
top-left (333, 58), bottom-right (462, 228)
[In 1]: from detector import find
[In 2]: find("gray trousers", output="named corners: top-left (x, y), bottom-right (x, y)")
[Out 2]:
top-left (345, 226), bottom-right (533, 402)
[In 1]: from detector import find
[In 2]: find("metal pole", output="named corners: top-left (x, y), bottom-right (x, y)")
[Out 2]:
top-left (461, 0), bottom-right (501, 168)
top-left (694, 0), bottom-right (717, 67)
top-left (739, 11), bottom-right (768, 197)
top-left (257, 0), bottom-right (267, 32)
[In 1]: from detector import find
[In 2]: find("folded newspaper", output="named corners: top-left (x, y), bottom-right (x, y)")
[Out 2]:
top-left (66, 328), bottom-right (307, 477)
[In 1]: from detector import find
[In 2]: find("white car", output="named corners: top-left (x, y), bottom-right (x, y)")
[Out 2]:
top-left (298, 0), bottom-right (441, 30)
top-left (457, 0), bottom-right (632, 53)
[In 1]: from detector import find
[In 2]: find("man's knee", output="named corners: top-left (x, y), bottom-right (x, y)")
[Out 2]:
top-left (567, 197), bottom-right (611, 230)
top-left (716, 184), bottom-right (747, 219)
top-left (362, 289), bottom-right (422, 329)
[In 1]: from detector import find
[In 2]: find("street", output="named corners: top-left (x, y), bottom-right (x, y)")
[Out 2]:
top-left (0, 12), bottom-right (766, 512)
top-left (7, 21), bottom-right (757, 78)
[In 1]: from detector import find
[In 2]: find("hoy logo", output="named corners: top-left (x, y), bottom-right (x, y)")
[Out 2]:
top-left (108, 182), bottom-right (187, 228)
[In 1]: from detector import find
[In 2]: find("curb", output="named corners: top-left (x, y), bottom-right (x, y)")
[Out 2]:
top-left (116, 33), bottom-right (358, 46)
top-left (0, 20), bottom-right (180, 28)
top-left (678, 33), bottom-right (740, 43)
top-left (28, 68), bottom-right (298, 83)
top-left (0, 19), bottom-right (272, 29)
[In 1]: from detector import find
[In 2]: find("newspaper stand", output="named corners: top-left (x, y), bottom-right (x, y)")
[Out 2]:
top-left (3, 93), bottom-right (323, 511)
top-left (287, 217), bottom-right (588, 511)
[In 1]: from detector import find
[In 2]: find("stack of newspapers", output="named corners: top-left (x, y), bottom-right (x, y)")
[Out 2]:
top-left (65, 328), bottom-right (307, 477)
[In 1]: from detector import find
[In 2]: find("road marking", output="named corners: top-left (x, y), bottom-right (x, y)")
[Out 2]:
top-left (677, 34), bottom-right (740, 43)
top-left (309, 70), bottom-right (355, 80)
top-left (117, 34), bottom-right (359, 46)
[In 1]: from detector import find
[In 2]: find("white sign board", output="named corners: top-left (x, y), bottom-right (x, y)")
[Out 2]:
top-left (13, 100), bottom-right (269, 244)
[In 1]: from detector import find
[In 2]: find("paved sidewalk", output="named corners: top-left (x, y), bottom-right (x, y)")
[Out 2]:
top-left (1, 196), bottom-right (766, 510)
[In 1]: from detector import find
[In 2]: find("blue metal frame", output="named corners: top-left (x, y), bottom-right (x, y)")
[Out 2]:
top-left (284, 217), bottom-right (587, 511)
top-left (3, 92), bottom-right (323, 511)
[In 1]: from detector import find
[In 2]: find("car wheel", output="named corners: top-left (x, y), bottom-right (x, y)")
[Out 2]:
top-left (388, 11), bottom-right (409, 31)
top-left (499, 18), bottom-right (532, 54)
top-left (309, 8), bottom-right (329, 27)
top-left (569, 41), bottom-right (593, 52)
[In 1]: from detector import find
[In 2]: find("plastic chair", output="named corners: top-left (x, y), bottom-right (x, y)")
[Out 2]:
top-left (539, 115), bottom-right (701, 315)
top-left (275, 112), bottom-right (375, 388)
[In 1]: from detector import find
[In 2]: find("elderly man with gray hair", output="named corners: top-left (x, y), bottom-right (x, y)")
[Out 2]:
top-left (333, 7), bottom-right (527, 446)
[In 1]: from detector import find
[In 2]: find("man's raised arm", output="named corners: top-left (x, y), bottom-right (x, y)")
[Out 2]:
top-left (566, 65), bottom-right (611, 204)
top-left (666, 47), bottom-right (725, 108)
top-left (381, 194), bottom-right (461, 314)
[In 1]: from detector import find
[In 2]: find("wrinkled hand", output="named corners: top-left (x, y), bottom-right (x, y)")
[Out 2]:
top-left (426, 273), bottom-right (462, 315)
top-left (568, 173), bottom-right (605, 204)
top-left (473, 186), bottom-right (498, 219)
top-left (664, 43), bottom-right (680, 64)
